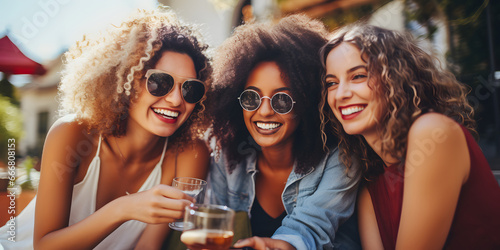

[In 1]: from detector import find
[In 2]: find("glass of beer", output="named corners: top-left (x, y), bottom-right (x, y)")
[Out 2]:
top-left (169, 177), bottom-right (207, 230)
top-left (181, 204), bottom-right (235, 250)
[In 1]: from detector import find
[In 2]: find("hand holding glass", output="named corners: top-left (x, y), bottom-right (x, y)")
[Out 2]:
top-left (181, 204), bottom-right (235, 250)
top-left (169, 177), bottom-right (207, 230)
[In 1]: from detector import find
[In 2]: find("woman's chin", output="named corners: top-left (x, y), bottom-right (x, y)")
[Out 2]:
top-left (342, 127), bottom-right (362, 136)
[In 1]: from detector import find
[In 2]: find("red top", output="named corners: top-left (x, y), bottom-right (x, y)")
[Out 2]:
top-left (367, 125), bottom-right (500, 250)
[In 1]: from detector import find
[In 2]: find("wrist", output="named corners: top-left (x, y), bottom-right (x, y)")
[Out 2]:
top-left (105, 195), bottom-right (130, 223)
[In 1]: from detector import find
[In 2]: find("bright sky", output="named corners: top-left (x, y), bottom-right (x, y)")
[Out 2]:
top-left (0, 0), bottom-right (158, 64)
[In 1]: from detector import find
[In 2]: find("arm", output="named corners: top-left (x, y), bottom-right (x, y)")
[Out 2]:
top-left (34, 118), bottom-right (120, 249)
top-left (396, 113), bottom-right (470, 249)
top-left (34, 119), bottom-right (194, 249)
top-left (135, 139), bottom-right (210, 249)
top-left (273, 150), bottom-right (360, 249)
top-left (358, 186), bottom-right (384, 250)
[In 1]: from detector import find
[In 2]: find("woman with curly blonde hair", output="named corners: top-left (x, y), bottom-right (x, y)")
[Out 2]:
top-left (0, 7), bottom-right (212, 249)
top-left (320, 23), bottom-right (500, 249)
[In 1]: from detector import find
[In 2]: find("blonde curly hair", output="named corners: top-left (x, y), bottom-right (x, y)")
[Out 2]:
top-left (59, 6), bottom-right (212, 146)
top-left (319, 24), bottom-right (476, 179)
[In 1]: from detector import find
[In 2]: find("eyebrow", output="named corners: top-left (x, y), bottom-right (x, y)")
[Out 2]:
top-left (246, 86), bottom-right (292, 92)
top-left (348, 65), bottom-right (367, 73)
top-left (146, 69), bottom-right (198, 80)
top-left (325, 65), bottom-right (367, 79)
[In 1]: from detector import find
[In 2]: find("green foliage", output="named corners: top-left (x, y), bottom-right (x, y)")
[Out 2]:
top-left (0, 76), bottom-right (20, 106)
top-left (404, 0), bottom-right (499, 134)
top-left (405, 0), bottom-right (499, 76)
top-left (443, 0), bottom-right (498, 77)
top-left (404, 0), bottom-right (440, 38)
top-left (0, 95), bottom-right (23, 163)
top-left (18, 156), bottom-right (37, 190)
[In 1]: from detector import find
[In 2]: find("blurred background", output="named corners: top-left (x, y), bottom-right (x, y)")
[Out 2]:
top-left (0, 0), bottom-right (499, 192)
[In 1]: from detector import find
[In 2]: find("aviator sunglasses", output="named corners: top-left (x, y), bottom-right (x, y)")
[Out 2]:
top-left (145, 69), bottom-right (206, 104)
top-left (238, 89), bottom-right (296, 115)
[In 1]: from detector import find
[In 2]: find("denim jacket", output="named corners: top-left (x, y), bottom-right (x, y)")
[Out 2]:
top-left (209, 147), bottom-right (361, 250)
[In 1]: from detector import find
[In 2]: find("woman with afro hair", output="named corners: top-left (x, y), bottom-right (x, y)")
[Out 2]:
top-left (208, 15), bottom-right (361, 250)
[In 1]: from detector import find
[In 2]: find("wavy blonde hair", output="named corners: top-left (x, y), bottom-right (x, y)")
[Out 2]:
top-left (319, 24), bottom-right (476, 178)
top-left (59, 7), bottom-right (212, 146)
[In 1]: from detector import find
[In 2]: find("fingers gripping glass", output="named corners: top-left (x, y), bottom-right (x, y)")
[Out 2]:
top-left (145, 69), bottom-right (206, 104)
top-left (238, 89), bottom-right (296, 114)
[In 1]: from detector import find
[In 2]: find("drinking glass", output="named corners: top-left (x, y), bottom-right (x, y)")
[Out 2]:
top-left (169, 177), bottom-right (207, 230)
top-left (181, 204), bottom-right (235, 250)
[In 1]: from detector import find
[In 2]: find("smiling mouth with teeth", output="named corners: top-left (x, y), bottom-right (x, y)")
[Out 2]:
top-left (256, 122), bottom-right (282, 130)
top-left (153, 108), bottom-right (179, 118)
top-left (341, 105), bottom-right (366, 116)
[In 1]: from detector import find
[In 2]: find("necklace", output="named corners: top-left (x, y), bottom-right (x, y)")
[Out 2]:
top-left (114, 137), bottom-right (131, 195)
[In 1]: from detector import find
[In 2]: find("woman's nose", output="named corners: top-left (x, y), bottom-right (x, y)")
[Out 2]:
top-left (164, 83), bottom-right (183, 106)
top-left (335, 82), bottom-right (352, 100)
top-left (258, 97), bottom-right (275, 116)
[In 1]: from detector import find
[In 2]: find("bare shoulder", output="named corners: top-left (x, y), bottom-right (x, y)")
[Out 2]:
top-left (406, 112), bottom-right (469, 181)
top-left (176, 139), bottom-right (210, 178)
top-left (48, 114), bottom-right (85, 137)
top-left (176, 139), bottom-right (210, 159)
top-left (161, 139), bottom-right (210, 182)
top-left (409, 113), bottom-right (463, 141)
top-left (44, 115), bottom-right (99, 167)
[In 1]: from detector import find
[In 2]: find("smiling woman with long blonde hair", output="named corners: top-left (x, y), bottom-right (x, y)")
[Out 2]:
top-left (0, 7), bottom-right (212, 249)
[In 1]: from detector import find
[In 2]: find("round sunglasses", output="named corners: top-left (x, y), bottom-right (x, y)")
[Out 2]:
top-left (238, 89), bottom-right (296, 115)
top-left (145, 69), bottom-right (206, 104)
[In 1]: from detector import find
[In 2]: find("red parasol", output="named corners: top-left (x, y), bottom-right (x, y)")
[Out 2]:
top-left (0, 36), bottom-right (46, 75)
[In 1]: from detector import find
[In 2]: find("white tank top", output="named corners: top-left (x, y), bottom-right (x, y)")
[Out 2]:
top-left (0, 136), bottom-right (168, 250)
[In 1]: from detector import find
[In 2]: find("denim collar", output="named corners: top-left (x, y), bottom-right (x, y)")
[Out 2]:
top-left (243, 151), bottom-right (318, 180)
top-left (244, 151), bottom-right (258, 174)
